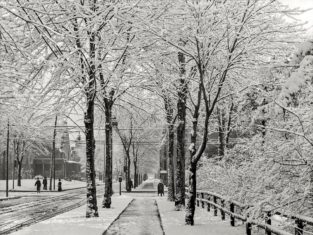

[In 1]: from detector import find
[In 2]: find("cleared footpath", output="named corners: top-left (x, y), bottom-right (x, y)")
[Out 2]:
top-left (104, 198), bottom-right (164, 235)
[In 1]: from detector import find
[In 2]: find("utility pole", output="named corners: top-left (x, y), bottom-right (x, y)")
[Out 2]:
top-left (49, 150), bottom-right (53, 191)
top-left (12, 160), bottom-right (15, 190)
top-left (12, 140), bottom-right (15, 190)
top-left (49, 115), bottom-right (58, 191)
top-left (6, 120), bottom-right (9, 197)
top-left (53, 116), bottom-right (57, 190)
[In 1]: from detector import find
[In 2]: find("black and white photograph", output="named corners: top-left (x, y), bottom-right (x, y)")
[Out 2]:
top-left (0, 0), bottom-right (313, 234)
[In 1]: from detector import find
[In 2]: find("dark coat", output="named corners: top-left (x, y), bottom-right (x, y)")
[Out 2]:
top-left (58, 181), bottom-right (62, 191)
top-left (35, 180), bottom-right (41, 190)
top-left (158, 182), bottom-right (164, 194)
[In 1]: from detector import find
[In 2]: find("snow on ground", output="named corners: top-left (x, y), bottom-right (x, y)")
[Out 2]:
top-left (0, 179), bottom-right (95, 198)
top-left (104, 198), bottom-right (163, 235)
top-left (157, 197), bottom-right (246, 235)
top-left (2, 178), bottom-right (250, 235)
top-left (9, 194), bottom-right (133, 235)
top-left (133, 178), bottom-right (167, 192)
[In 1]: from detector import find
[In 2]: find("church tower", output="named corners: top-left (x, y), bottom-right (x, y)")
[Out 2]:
top-left (60, 119), bottom-right (71, 160)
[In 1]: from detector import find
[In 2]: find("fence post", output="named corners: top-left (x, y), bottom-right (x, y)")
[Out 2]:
top-left (196, 192), bottom-right (199, 207)
top-left (207, 195), bottom-right (210, 212)
top-left (221, 199), bottom-right (225, 220)
top-left (230, 203), bottom-right (235, 226)
top-left (213, 196), bottom-right (218, 216)
top-left (295, 219), bottom-right (304, 235)
top-left (246, 222), bottom-right (252, 235)
top-left (265, 212), bottom-right (271, 235)
top-left (201, 192), bottom-right (205, 208)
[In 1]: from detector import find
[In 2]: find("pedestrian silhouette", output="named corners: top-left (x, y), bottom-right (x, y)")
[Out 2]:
top-left (43, 176), bottom-right (47, 190)
top-left (158, 181), bottom-right (164, 196)
top-left (58, 179), bottom-right (62, 191)
top-left (35, 177), bottom-right (41, 194)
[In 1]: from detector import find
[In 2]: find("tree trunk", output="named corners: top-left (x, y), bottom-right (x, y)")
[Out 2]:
top-left (309, 167), bottom-right (313, 213)
top-left (225, 101), bottom-right (234, 145)
top-left (85, 97), bottom-right (98, 217)
top-left (134, 161), bottom-right (137, 188)
top-left (17, 162), bottom-right (22, 186)
top-left (175, 50), bottom-right (187, 210)
top-left (126, 156), bottom-right (131, 192)
top-left (185, 163), bottom-right (196, 225)
top-left (217, 107), bottom-right (226, 156)
top-left (164, 94), bottom-right (175, 201)
top-left (261, 100), bottom-right (268, 145)
top-left (168, 123), bottom-right (175, 201)
top-left (85, 19), bottom-right (98, 216)
top-left (103, 105), bottom-right (113, 208)
top-left (185, 106), bottom-right (199, 225)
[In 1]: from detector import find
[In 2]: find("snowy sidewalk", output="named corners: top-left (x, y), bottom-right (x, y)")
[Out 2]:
top-left (9, 195), bottom-right (133, 235)
top-left (104, 198), bottom-right (164, 235)
top-left (157, 197), bottom-right (245, 235)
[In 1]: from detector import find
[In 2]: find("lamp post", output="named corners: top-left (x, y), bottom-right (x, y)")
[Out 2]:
top-left (118, 175), bottom-right (122, 195)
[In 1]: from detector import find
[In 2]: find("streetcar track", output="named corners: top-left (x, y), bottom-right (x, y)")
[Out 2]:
top-left (0, 188), bottom-right (104, 234)
top-left (0, 198), bottom-right (84, 229)
top-left (0, 198), bottom-right (86, 235)
top-left (0, 190), bottom-right (85, 214)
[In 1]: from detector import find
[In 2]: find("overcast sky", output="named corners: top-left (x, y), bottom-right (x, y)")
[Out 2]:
top-left (280, 0), bottom-right (313, 31)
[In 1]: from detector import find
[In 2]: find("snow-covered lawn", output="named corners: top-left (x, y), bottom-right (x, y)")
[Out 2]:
top-left (9, 194), bottom-right (133, 235)
top-left (157, 197), bottom-right (246, 235)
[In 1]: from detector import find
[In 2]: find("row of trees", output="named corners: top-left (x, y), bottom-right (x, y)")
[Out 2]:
top-left (196, 40), bottom-right (313, 220)
top-left (0, 0), bottom-right (163, 217)
top-left (141, 0), bottom-right (303, 225)
top-left (0, 0), bottom-right (308, 224)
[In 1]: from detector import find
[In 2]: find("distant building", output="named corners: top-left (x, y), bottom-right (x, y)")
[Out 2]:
top-left (72, 132), bottom-right (86, 173)
top-left (60, 120), bottom-right (71, 160)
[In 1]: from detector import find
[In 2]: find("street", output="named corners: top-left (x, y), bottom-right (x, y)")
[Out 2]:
top-left (0, 188), bottom-right (89, 234)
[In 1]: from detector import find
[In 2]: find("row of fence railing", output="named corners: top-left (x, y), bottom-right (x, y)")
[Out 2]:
top-left (185, 188), bottom-right (313, 235)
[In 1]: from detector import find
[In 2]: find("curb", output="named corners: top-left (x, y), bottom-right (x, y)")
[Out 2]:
top-left (155, 199), bottom-right (166, 235)
top-left (102, 198), bottom-right (134, 235)
top-left (0, 184), bottom-right (104, 200)
top-left (0, 186), bottom-right (86, 193)
top-left (0, 196), bottom-right (21, 201)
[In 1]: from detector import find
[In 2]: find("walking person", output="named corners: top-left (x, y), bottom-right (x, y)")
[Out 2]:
top-left (58, 179), bottom-right (62, 192)
top-left (158, 181), bottom-right (164, 196)
top-left (35, 177), bottom-right (41, 194)
top-left (43, 176), bottom-right (47, 190)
